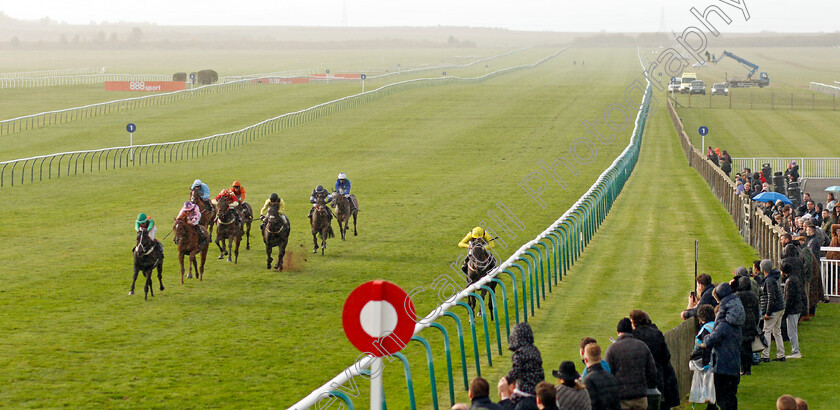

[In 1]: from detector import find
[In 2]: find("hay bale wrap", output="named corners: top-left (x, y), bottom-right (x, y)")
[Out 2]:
top-left (172, 72), bottom-right (187, 81)
top-left (196, 69), bottom-right (218, 85)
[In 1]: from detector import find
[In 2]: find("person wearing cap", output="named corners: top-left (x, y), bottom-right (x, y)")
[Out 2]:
top-left (190, 179), bottom-right (211, 208)
top-left (308, 185), bottom-right (333, 220)
top-left (176, 201), bottom-right (208, 245)
top-left (135, 213), bottom-right (157, 240)
top-left (260, 193), bottom-right (287, 231)
top-left (459, 226), bottom-right (495, 249)
top-left (334, 172), bottom-right (356, 214)
top-left (552, 361), bottom-right (590, 409)
top-left (581, 343), bottom-right (620, 410)
top-left (604, 318), bottom-right (657, 410)
top-left (230, 180), bottom-right (246, 202)
top-left (212, 188), bottom-right (242, 223)
top-left (700, 282), bottom-right (745, 409)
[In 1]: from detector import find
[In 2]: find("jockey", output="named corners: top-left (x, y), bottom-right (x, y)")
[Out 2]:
top-left (458, 226), bottom-right (495, 249)
top-left (308, 185), bottom-right (333, 220)
top-left (191, 179), bottom-right (212, 210)
top-left (212, 189), bottom-right (242, 223)
top-left (260, 193), bottom-right (286, 231)
top-left (335, 172), bottom-right (356, 212)
top-left (176, 201), bottom-right (208, 245)
top-left (135, 213), bottom-right (164, 254)
top-left (231, 180), bottom-right (246, 203)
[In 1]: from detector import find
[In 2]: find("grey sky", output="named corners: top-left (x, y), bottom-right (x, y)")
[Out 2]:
top-left (2, 0), bottom-right (836, 33)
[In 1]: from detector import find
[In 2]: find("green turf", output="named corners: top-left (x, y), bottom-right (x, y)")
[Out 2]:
top-left (0, 47), bottom-right (649, 408)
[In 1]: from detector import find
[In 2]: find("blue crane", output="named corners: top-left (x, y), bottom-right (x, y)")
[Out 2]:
top-left (712, 51), bottom-right (770, 88)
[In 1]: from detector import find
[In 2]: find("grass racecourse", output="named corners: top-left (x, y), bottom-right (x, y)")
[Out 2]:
top-left (1, 46), bottom-right (837, 409)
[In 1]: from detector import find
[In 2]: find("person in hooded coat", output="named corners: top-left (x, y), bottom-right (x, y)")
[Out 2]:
top-left (701, 282), bottom-right (745, 410)
top-left (506, 322), bottom-right (545, 396)
top-left (733, 276), bottom-right (760, 375)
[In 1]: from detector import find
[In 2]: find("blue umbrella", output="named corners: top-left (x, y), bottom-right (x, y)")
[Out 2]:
top-left (825, 186), bottom-right (840, 193)
top-left (752, 191), bottom-right (792, 204)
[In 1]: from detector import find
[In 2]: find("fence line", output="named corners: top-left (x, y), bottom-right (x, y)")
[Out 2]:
top-left (730, 158), bottom-right (840, 180)
top-left (811, 82), bottom-right (840, 96)
top-left (670, 88), bottom-right (838, 111)
top-left (0, 79), bottom-right (276, 136)
top-left (218, 69), bottom-right (314, 83)
top-left (289, 50), bottom-right (654, 410)
top-left (0, 73), bottom-right (174, 89)
top-left (0, 49), bottom-right (567, 188)
top-left (820, 248), bottom-right (840, 298)
top-left (0, 67), bottom-right (100, 78)
top-left (668, 99), bottom-right (783, 262)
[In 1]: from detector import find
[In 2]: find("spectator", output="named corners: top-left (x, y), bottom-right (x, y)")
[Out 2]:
top-left (506, 322), bottom-right (544, 395)
top-left (820, 209), bottom-right (835, 234)
top-left (785, 161), bottom-right (800, 183)
top-left (551, 362), bottom-right (590, 410)
top-left (681, 273), bottom-right (717, 320)
top-left (604, 318), bottom-right (657, 410)
top-left (700, 282), bottom-right (745, 410)
top-left (777, 395), bottom-right (797, 410)
top-left (498, 378), bottom-right (538, 410)
top-left (797, 236), bottom-right (828, 317)
top-left (629, 310), bottom-right (680, 409)
top-left (781, 243), bottom-right (806, 282)
top-left (796, 193), bottom-right (811, 216)
top-left (735, 181), bottom-right (745, 195)
top-left (535, 382), bottom-right (560, 410)
top-left (803, 222), bottom-right (823, 260)
top-left (693, 304), bottom-right (716, 367)
top-left (578, 337), bottom-right (610, 378)
top-left (734, 266), bottom-right (760, 297)
top-left (688, 305), bottom-right (715, 406)
top-left (742, 181), bottom-right (751, 196)
top-left (795, 397), bottom-right (809, 410)
top-left (733, 276), bottom-right (760, 375)
top-left (581, 343), bottom-right (620, 410)
top-left (751, 260), bottom-right (765, 288)
top-left (455, 377), bottom-right (503, 410)
top-left (773, 212), bottom-right (784, 227)
top-left (780, 262), bottom-right (805, 359)
top-left (759, 259), bottom-right (785, 362)
top-left (721, 150), bottom-right (732, 177)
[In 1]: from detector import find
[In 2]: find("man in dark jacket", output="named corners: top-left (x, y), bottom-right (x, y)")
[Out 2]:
top-left (465, 377), bottom-right (504, 410)
top-left (781, 262), bottom-right (805, 359)
top-left (605, 318), bottom-right (657, 409)
top-left (506, 322), bottom-right (544, 395)
top-left (582, 343), bottom-right (620, 410)
top-left (701, 282), bottom-right (745, 410)
top-left (682, 273), bottom-right (717, 320)
top-left (759, 259), bottom-right (785, 362)
top-left (629, 310), bottom-right (680, 409)
top-left (498, 378), bottom-right (538, 410)
top-left (733, 276), bottom-right (760, 375)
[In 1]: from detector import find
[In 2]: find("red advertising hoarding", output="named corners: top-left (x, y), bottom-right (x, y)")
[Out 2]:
top-left (105, 81), bottom-right (186, 92)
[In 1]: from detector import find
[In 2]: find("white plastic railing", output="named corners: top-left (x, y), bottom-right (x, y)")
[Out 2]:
top-left (810, 82), bottom-right (840, 96)
top-left (0, 67), bottom-right (100, 78)
top-left (0, 73), bottom-right (171, 89)
top-left (730, 158), bottom-right (840, 179)
top-left (288, 48), bottom-right (652, 410)
top-left (821, 247), bottom-right (840, 297)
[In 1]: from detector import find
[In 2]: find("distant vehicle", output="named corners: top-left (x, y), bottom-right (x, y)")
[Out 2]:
top-left (711, 82), bottom-right (729, 96)
top-left (690, 80), bottom-right (706, 95)
top-left (680, 72), bottom-right (697, 93)
top-left (712, 51), bottom-right (770, 88)
top-left (668, 77), bottom-right (682, 93)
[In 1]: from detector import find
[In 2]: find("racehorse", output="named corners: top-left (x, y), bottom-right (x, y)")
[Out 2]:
top-left (215, 196), bottom-right (244, 263)
top-left (190, 187), bottom-right (216, 237)
top-left (239, 201), bottom-right (254, 250)
top-left (262, 204), bottom-right (291, 271)
top-left (310, 197), bottom-right (334, 254)
top-left (132, 226), bottom-right (164, 300)
top-left (464, 240), bottom-right (498, 320)
top-left (173, 214), bottom-right (208, 283)
top-left (332, 192), bottom-right (358, 240)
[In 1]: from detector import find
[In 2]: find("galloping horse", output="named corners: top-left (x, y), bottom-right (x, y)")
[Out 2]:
top-left (464, 240), bottom-right (498, 320)
top-left (190, 187), bottom-right (216, 237)
top-left (173, 214), bottom-right (208, 283)
top-left (215, 196), bottom-right (244, 263)
top-left (132, 227), bottom-right (164, 300)
top-left (331, 192), bottom-right (358, 240)
top-left (310, 198), bottom-right (334, 254)
top-left (239, 201), bottom-right (254, 250)
top-left (262, 204), bottom-right (291, 271)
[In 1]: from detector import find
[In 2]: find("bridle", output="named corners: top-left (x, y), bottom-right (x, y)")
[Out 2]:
top-left (468, 240), bottom-right (495, 272)
top-left (265, 214), bottom-right (287, 234)
top-left (135, 229), bottom-right (156, 257)
top-left (216, 201), bottom-right (236, 225)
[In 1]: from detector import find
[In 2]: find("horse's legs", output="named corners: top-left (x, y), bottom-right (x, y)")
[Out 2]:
top-left (144, 269), bottom-right (153, 300)
top-left (157, 263), bottom-right (165, 291)
top-left (198, 247), bottom-right (207, 281)
top-left (245, 222), bottom-right (251, 250)
top-left (216, 233), bottom-right (225, 259)
top-left (233, 236), bottom-right (241, 264)
top-left (321, 229), bottom-right (327, 255)
top-left (189, 250), bottom-right (198, 279)
top-left (353, 212), bottom-right (358, 236)
top-left (266, 243), bottom-right (273, 269)
top-left (225, 237), bottom-right (233, 262)
top-left (130, 263), bottom-right (140, 295)
top-left (277, 239), bottom-right (287, 271)
top-left (178, 252), bottom-right (186, 284)
top-left (312, 232), bottom-right (319, 253)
